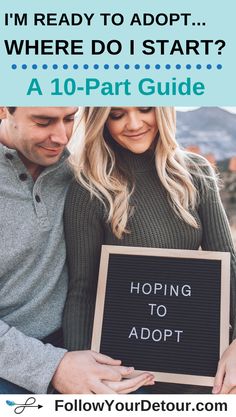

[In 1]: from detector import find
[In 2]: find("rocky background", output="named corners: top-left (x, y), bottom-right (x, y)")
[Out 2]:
top-left (220, 172), bottom-right (236, 246)
top-left (177, 108), bottom-right (236, 245)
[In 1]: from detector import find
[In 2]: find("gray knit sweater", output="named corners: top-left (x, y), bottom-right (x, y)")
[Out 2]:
top-left (0, 145), bottom-right (70, 393)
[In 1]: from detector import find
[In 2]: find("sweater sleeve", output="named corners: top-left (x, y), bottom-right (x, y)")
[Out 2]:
top-left (0, 322), bottom-right (66, 393)
top-left (63, 181), bottom-right (105, 351)
top-left (197, 164), bottom-right (236, 340)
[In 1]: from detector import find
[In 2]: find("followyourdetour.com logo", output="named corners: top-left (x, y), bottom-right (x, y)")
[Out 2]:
top-left (54, 399), bottom-right (227, 413)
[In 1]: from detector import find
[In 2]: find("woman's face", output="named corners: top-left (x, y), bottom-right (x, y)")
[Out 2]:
top-left (106, 107), bottom-right (158, 154)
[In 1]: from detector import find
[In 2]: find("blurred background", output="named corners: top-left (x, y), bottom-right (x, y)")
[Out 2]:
top-left (177, 107), bottom-right (236, 246)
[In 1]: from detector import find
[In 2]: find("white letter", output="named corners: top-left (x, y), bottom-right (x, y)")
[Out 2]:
top-left (148, 303), bottom-right (156, 315)
top-left (182, 285), bottom-right (191, 296)
top-left (128, 327), bottom-right (138, 339)
top-left (156, 304), bottom-right (167, 317)
top-left (164, 329), bottom-right (173, 341)
top-left (152, 329), bottom-right (162, 342)
top-left (130, 282), bottom-right (140, 294)
top-left (154, 283), bottom-right (162, 294)
top-left (141, 327), bottom-right (150, 340)
top-left (175, 330), bottom-right (183, 342)
top-left (142, 283), bottom-right (152, 295)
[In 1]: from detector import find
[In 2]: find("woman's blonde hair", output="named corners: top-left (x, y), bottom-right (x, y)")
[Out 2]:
top-left (71, 107), bottom-right (216, 239)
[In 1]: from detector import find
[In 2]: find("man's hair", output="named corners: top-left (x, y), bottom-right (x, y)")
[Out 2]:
top-left (7, 107), bottom-right (17, 114)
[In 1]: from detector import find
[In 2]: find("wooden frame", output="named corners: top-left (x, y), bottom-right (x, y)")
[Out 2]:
top-left (91, 245), bottom-right (230, 386)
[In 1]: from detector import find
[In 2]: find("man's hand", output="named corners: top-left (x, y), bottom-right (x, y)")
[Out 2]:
top-left (52, 350), bottom-right (152, 394)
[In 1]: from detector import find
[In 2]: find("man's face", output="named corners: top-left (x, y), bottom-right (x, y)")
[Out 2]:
top-left (2, 107), bottom-right (78, 167)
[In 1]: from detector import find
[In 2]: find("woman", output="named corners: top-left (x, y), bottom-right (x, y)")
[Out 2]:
top-left (63, 107), bottom-right (236, 394)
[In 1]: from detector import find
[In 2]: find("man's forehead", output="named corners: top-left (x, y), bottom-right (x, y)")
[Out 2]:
top-left (16, 107), bottom-right (78, 118)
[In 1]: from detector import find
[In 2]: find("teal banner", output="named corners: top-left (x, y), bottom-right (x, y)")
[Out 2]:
top-left (0, 0), bottom-right (235, 105)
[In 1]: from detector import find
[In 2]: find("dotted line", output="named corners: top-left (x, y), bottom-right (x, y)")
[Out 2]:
top-left (11, 64), bottom-right (223, 70)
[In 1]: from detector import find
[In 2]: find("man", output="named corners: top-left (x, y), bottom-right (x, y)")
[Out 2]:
top-left (0, 107), bottom-right (153, 394)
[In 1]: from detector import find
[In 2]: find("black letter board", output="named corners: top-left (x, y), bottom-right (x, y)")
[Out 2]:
top-left (92, 246), bottom-right (230, 386)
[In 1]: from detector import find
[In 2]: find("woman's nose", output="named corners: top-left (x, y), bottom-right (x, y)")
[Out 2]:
top-left (126, 113), bottom-right (144, 130)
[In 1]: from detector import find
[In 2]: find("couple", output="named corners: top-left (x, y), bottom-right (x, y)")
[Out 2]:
top-left (0, 106), bottom-right (236, 394)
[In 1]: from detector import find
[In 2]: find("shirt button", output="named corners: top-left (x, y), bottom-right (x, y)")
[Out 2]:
top-left (19, 173), bottom-right (28, 181)
top-left (5, 153), bottom-right (14, 160)
top-left (35, 194), bottom-right (41, 203)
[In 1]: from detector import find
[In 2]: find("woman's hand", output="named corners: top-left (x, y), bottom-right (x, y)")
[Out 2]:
top-left (213, 340), bottom-right (236, 394)
top-left (104, 372), bottom-right (155, 394)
